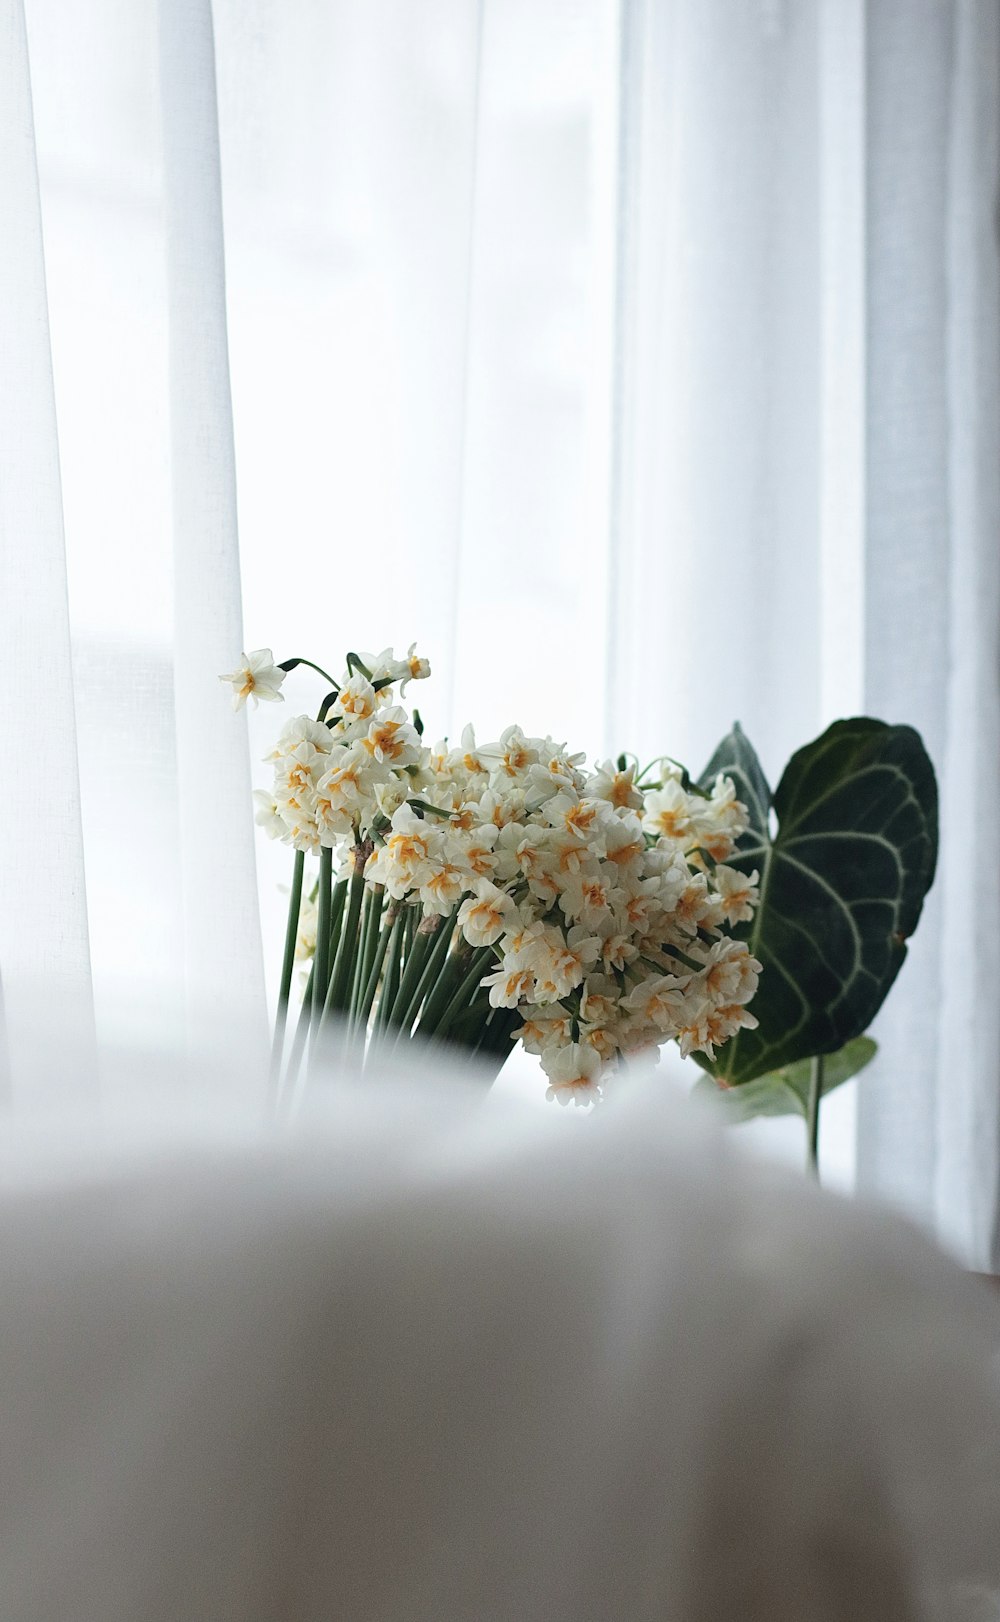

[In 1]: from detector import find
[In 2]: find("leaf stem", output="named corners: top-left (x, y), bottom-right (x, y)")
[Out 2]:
top-left (807, 1053), bottom-right (823, 1179)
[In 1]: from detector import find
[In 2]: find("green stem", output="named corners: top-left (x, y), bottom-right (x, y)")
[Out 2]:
top-left (350, 885), bottom-right (384, 1022)
top-left (432, 947), bottom-right (495, 1040)
top-left (385, 921), bottom-right (436, 1032)
top-left (371, 907), bottom-right (407, 1043)
top-left (279, 656), bottom-right (340, 691)
top-left (472, 1005), bottom-right (520, 1079)
top-left (415, 942), bottom-right (473, 1036)
top-left (313, 847), bottom-right (334, 1007)
top-left (278, 963), bottom-right (314, 1114)
top-left (474, 1004), bottom-right (519, 1058)
top-left (268, 848), bottom-right (305, 1097)
top-left (323, 853), bottom-right (367, 1024)
top-left (356, 903), bottom-right (400, 1039)
top-left (402, 905), bottom-right (417, 963)
top-left (395, 910), bottom-right (456, 1038)
top-left (807, 1053), bottom-right (824, 1179)
top-left (306, 874), bottom-right (346, 1069)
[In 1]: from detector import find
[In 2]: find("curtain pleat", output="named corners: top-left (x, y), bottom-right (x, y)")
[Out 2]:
top-left (0, 0), bottom-right (97, 1102)
top-left (610, 0), bottom-right (1000, 1260)
top-left (158, 0), bottom-right (267, 1066)
top-left (857, 0), bottom-right (1000, 1266)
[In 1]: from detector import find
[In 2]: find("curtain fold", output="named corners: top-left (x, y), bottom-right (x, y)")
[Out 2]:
top-left (612, 0), bottom-right (1000, 1261)
top-left (609, 0), bottom-right (866, 1187)
top-left (0, 0), bottom-right (96, 1102)
top-left (158, 0), bottom-right (267, 1063)
top-left (857, 0), bottom-right (1000, 1266)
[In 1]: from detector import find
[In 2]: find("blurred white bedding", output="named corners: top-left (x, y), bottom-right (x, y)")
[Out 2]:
top-left (0, 1046), bottom-right (997, 1621)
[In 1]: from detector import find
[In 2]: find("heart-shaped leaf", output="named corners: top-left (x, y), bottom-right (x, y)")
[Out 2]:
top-left (693, 1035), bottom-right (878, 1122)
top-left (697, 718), bottom-right (938, 1086)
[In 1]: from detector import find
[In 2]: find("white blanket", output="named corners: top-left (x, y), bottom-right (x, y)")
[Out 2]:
top-left (0, 1060), bottom-right (997, 1621)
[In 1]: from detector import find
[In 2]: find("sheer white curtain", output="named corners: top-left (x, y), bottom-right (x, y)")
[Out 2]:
top-left (2, 0), bottom-right (998, 1258)
top-left (609, 0), bottom-right (1000, 1262)
top-left (14, 0), bottom-right (266, 1078)
top-left (617, 0), bottom-right (1000, 1262)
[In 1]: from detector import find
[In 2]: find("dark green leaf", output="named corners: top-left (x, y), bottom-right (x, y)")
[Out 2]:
top-left (698, 719), bottom-right (938, 1086)
top-left (700, 721), bottom-right (772, 843)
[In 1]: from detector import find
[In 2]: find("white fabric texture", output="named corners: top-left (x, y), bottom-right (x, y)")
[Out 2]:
top-left (0, 1), bottom-right (998, 1256)
top-left (610, 0), bottom-right (1000, 1263)
top-left (0, 1065), bottom-right (999, 1621)
top-left (857, 0), bottom-right (1000, 1267)
top-left (0, 0), bottom-right (96, 1104)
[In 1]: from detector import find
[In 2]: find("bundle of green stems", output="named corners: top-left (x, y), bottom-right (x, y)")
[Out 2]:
top-left (269, 846), bottom-right (519, 1105)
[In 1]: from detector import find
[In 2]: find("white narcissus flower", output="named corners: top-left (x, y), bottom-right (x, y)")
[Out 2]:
top-left (702, 1001), bottom-right (760, 1053)
top-left (219, 649), bottom-right (285, 710)
top-left (495, 822), bottom-right (549, 883)
top-left (514, 1004), bottom-right (573, 1055)
top-left (623, 974), bottom-right (697, 1033)
top-left (373, 780), bottom-right (409, 820)
top-left (711, 864), bottom-right (760, 925)
top-left (274, 743), bottom-right (325, 826)
top-left (468, 787), bottom-right (524, 832)
top-left (281, 813), bottom-right (322, 854)
top-left (531, 925), bottom-right (602, 1001)
top-left (253, 790), bottom-right (287, 841)
top-left (670, 872), bottom-right (713, 936)
top-left (602, 815), bottom-right (646, 880)
top-left (451, 829), bottom-right (500, 881)
top-left (334, 675), bottom-right (377, 725)
top-left (362, 707), bottom-right (422, 768)
top-left (557, 869), bottom-right (617, 931)
top-left (265, 715), bottom-right (331, 761)
top-left (578, 973), bottom-right (619, 1028)
top-left (691, 774), bottom-right (748, 861)
top-left (698, 937), bottom-right (761, 1006)
top-left (369, 804), bottom-right (435, 899)
top-left (541, 1042), bottom-right (603, 1107)
top-left (542, 792), bottom-right (611, 849)
top-left (642, 778), bottom-right (694, 843)
top-left (447, 724), bottom-right (490, 779)
top-left (585, 759), bottom-right (643, 811)
top-left (479, 725), bottom-right (539, 779)
top-left (482, 964), bottom-right (537, 1009)
top-left (457, 879), bottom-right (519, 947)
top-left (580, 1023), bottom-right (618, 1063)
top-left (398, 642), bottom-right (431, 694)
top-left (619, 879), bottom-right (665, 937)
top-left (418, 859), bottom-right (466, 916)
top-left (599, 930), bottom-right (639, 974)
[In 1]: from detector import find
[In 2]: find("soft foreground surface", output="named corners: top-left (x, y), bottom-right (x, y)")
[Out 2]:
top-left (0, 1046), bottom-right (998, 1621)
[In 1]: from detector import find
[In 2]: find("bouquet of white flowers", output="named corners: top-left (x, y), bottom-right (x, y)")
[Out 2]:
top-left (223, 644), bottom-right (762, 1105)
